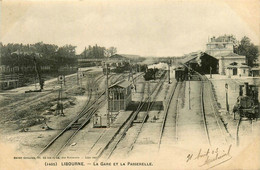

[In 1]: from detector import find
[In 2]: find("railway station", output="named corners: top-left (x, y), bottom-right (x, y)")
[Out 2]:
top-left (0, 2), bottom-right (259, 168)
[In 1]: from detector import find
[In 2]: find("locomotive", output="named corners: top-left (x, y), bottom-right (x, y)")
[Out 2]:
top-left (233, 82), bottom-right (259, 120)
top-left (175, 67), bottom-right (187, 81)
top-left (175, 66), bottom-right (196, 82)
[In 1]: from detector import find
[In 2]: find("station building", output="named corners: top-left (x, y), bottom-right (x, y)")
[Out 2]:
top-left (226, 62), bottom-right (250, 77)
top-left (108, 80), bottom-right (132, 112)
top-left (205, 35), bottom-right (248, 76)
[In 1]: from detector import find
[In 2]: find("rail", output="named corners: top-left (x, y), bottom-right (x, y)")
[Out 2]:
top-left (55, 101), bottom-right (104, 157)
top-left (37, 72), bottom-right (143, 157)
top-left (200, 77), bottom-right (211, 146)
top-left (128, 73), bottom-right (166, 153)
top-left (183, 64), bottom-right (227, 145)
top-left (87, 79), bottom-right (146, 155)
top-left (158, 81), bottom-right (179, 149)
top-left (98, 71), bottom-right (166, 160)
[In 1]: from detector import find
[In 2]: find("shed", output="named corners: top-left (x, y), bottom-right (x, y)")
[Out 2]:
top-left (108, 80), bottom-right (132, 112)
top-left (182, 52), bottom-right (219, 74)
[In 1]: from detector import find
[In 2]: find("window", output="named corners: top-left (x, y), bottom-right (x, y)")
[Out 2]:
top-left (243, 69), bottom-right (245, 74)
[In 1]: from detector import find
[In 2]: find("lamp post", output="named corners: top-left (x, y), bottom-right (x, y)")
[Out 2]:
top-left (188, 68), bottom-right (191, 110)
top-left (210, 66), bottom-right (212, 79)
top-left (225, 83), bottom-right (229, 113)
top-left (168, 62), bottom-right (171, 84)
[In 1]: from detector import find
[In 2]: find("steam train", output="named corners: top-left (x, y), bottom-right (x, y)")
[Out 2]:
top-left (233, 82), bottom-right (259, 119)
top-left (175, 66), bottom-right (196, 82)
top-left (175, 67), bottom-right (187, 81)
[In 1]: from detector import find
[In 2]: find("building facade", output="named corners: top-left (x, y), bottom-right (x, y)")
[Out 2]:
top-left (205, 35), bottom-right (248, 75)
top-left (226, 63), bottom-right (250, 77)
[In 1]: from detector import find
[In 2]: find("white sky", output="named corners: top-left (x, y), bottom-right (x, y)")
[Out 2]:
top-left (1, 0), bottom-right (259, 57)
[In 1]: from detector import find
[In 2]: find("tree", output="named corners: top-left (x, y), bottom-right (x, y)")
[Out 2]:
top-left (80, 45), bottom-right (107, 58)
top-left (0, 42), bottom-right (77, 71)
top-left (234, 36), bottom-right (259, 67)
top-left (107, 47), bottom-right (117, 56)
top-left (55, 45), bottom-right (77, 67)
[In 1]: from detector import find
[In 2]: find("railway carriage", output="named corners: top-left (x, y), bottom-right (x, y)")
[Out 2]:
top-left (175, 67), bottom-right (187, 82)
top-left (233, 83), bottom-right (259, 119)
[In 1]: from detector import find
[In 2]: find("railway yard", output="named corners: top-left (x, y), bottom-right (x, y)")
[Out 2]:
top-left (1, 1), bottom-right (260, 169)
top-left (0, 64), bottom-right (259, 169)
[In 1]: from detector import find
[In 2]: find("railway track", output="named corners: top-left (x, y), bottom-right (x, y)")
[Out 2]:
top-left (199, 75), bottom-right (228, 146)
top-left (97, 71), bottom-right (167, 160)
top-left (54, 100), bottom-right (105, 157)
top-left (178, 64), bottom-right (228, 146)
top-left (103, 82), bottom-right (150, 158)
top-left (37, 90), bottom-right (105, 157)
top-left (158, 81), bottom-right (181, 149)
top-left (127, 77), bottom-right (166, 153)
top-left (158, 71), bottom-right (227, 150)
top-left (37, 72), bottom-right (142, 157)
top-left (37, 74), bottom-right (118, 157)
top-left (85, 74), bottom-right (146, 155)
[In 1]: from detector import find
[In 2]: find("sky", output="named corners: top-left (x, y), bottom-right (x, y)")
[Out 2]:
top-left (0, 0), bottom-right (259, 57)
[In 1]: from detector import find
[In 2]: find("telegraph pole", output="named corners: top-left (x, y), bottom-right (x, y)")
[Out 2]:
top-left (106, 63), bottom-right (110, 128)
top-left (148, 81), bottom-right (150, 101)
top-left (60, 81), bottom-right (64, 116)
top-left (77, 67), bottom-right (79, 85)
top-left (57, 75), bottom-right (64, 116)
top-left (168, 62), bottom-right (171, 84)
top-left (188, 68), bottom-right (191, 110)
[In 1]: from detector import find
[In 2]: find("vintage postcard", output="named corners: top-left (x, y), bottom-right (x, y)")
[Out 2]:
top-left (0, 0), bottom-right (259, 169)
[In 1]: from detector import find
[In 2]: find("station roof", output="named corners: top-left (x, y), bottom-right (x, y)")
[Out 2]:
top-left (213, 52), bottom-right (245, 59)
top-left (181, 51), bottom-right (204, 64)
top-left (109, 80), bottom-right (132, 89)
top-left (181, 51), bottom-right (218, 64)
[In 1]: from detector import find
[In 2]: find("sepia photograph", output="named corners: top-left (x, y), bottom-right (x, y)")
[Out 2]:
top-left (0, 0), bottom-right (259, 169)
